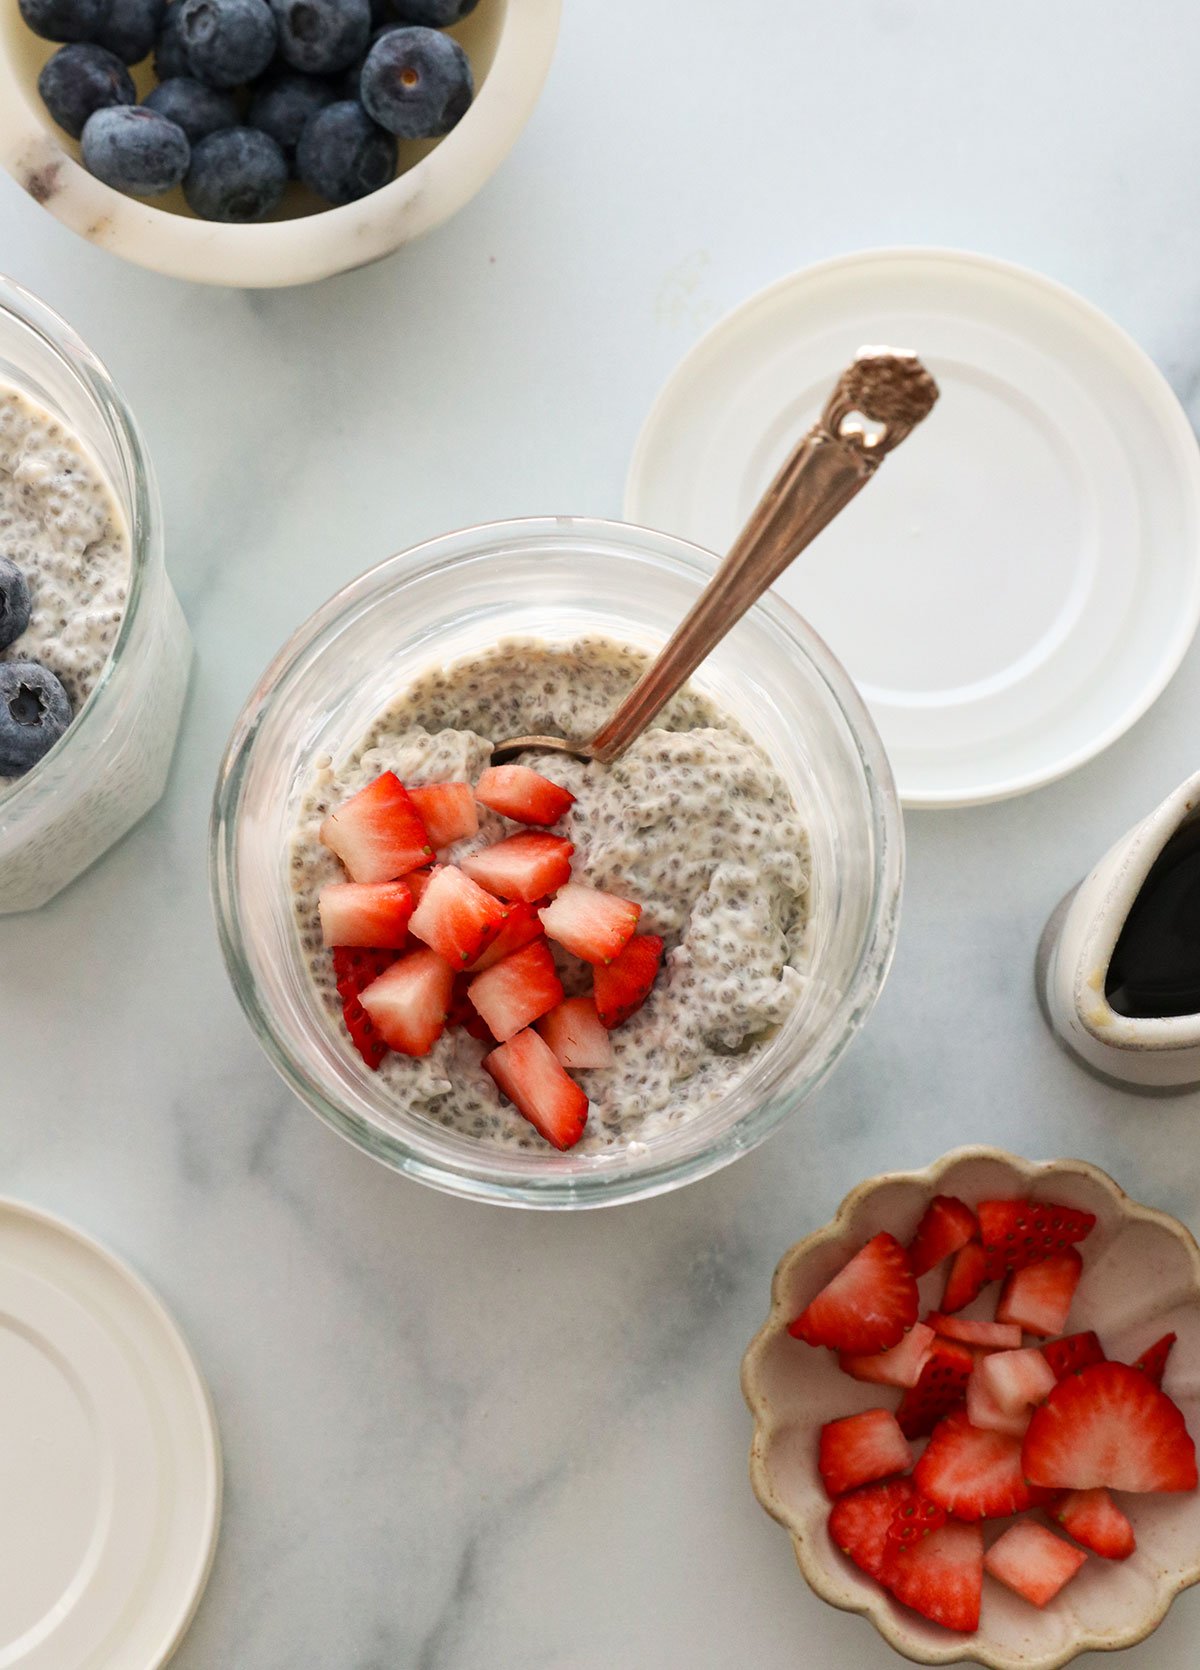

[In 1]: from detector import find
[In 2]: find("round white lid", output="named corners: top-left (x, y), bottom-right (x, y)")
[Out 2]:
top-left (626, 248), bottom-right (1200, 807)
top-left (0, 1199), bottom-right (221, 1669)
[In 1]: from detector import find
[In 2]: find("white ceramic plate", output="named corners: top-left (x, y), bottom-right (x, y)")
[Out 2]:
top-left (626, 249), bottom-right (1200, 807)
top-left (0, 1200), bottom-right (221, 1669)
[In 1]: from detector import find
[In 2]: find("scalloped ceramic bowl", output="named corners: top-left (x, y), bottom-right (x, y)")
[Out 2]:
top-left (741, 1147), bottom-right (1200, 1668)
top-left (0, 0), bottom-right (559, 287)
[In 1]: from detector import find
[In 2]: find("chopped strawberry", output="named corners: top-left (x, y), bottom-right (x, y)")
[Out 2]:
top-left (318, 771), bottom-right (433, 882)
top-left (829, 1478), bottom-right (917, 1583)
top-left (978, 1198), bottom-right (1097, 1281)
top-left (468, 940), bottom-right (564, 1043)
top-left (974, 1347), bottom-right (1057, 1418)
top-left (1132, 1331), bottom-right (1177, 1388)
top-left (886, 1491), bottom-right (948, 1549)
top-left (818, 1408), bottom-right (912, 1499)
top-left (538, 882), bottom-right (642, 965)
top-left (460, 832), bottom-right (575, 902)
top-left (406, 868), bottom-right (434, 904)
top-left (941, 1242), bottom-right (988, 1313)
top-left (1041, 1331), bottom-right (1106, 1382)
top-left (907, 1196), bottom-right (980, 1278)
top-left (408, 865), bottom-right (508, 967)
top-left (840, 1322), bottom-right (936, 1389)
top-left (1050, 1487), bottom-right (1136, 1560)
top-left (996, 1247), bottom-right (1083, 1338)
top-left (466, 902), bottom-right (544, 972)
top-left (966, 1366), bottom-right (1031, 1439)
top-left (332, 945), bottom-right (398, 1000)
top-left (915, 1408), bottom-right (1038, 1521)
top-left (788, 1232), bottom-right (919, 1355)
top-left (984, 1521), bottom-right (1087, 1608)
top-left (318, 879), bottom-right (413, 949)
top-left (537, 995), bottom-right (614, 1071)
top-left (593, 934), bottom-right (664, 1029)
top-left (359, 948), bottom-right (453, 1057)
top-left (340, 994), bottom-right (389, 1070)
top-left (483, 1026), bottom-right (589, 1150)
top-left (475, 764), bottom-right (576, 827)
top-left (927, 1314), bottom-right (1022, 1351)
top-left (896, 1338), bottom-right (974, 1439)
top-left (880, 1520), bottom-right (983, 1634)
top-left (1023, 1361), bottom-right (1198, 1493)
top-left (407, 781), bottom-right (479, 849)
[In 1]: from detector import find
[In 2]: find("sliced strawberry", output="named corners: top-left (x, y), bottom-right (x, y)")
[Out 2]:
top-left (460, 832), bottom-right (575, 902)
top-left (536, 995), bottom-right (615, 1071)
top-left (996, 1247), bottom-right (1083, 1338)
top-left (1023, 1361), bottom-right (1198, 1493)
top-left (915, 1408), bottom-right (1037, 1521)
top-left (1132, 1332), bottom-right (1177, 1388)
top-left (1041, 1331), bottom-right (1106, 1382)
top-left (984, 1521), bottom-right (1087, 1608)
top-left (788, 1232), bottom-right (919, 1355)
top-left (886, 1491), bottom-right (948, 1549)
top-left (941, 1242), bottom-right (988, 1313)
top-left (966, 1366), bottom-right (1031, 1439)
top-left (466, 902), bottom-right (544, 972)
top-left (896, 1338), bottom-right (974, 1439)
top-left (475, 764), bottom-right (575, 827)
top-left (340, 994), bottom-right (389, 1069)
top-left (406, 867), bottom-right (434, 904)
top-left (818, 1408), bottom-right (912, 1498)
top-left (978, 1198), bottom-right (1097, 1281)
top-left (407, 781), bottom-right (479, 849)
top-left (879, 1519), bottom-right (983, 1634)
top-left (318, 771), bottom-right (433, 882)
top-left (974, 1347), bottom-right (1057, 1418)
top-left (538, 882), bottom-right (642, 965)
top-left (408, 864), bottom-right (508, 967)
top-left (907, 1196), bottom-right (980, 1278)
top-left (927, 1313), bottom-right (1022, 1351)
top-left (593, 934), bottom-right (664, 1029)
top-left (332, 945), bottom-right (398, 1000)
top-left (840, 1322), bottom-right (936, 1389)
top-left (468, 940), bottom-right (564, 1043)
top-left (359, 948), bottom-right (453, 1057)
top-left (828, 1477), bottom-right (917, 1583)
top-left (483, 1026), bottom-right (588, 1150)
top-left (1050, 1487), bottom-right (1136, 1560)
top-left (318, 879), bottom-right (413, 949)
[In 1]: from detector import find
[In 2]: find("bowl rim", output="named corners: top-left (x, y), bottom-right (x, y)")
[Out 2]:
top-left (740, 1145), bottom-right (1200, 1669)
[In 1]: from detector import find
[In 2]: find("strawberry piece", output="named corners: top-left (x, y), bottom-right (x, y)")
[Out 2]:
top-left (966, 1366), bottom-right (1031, 1439)
top-left (996, 1247), bottom-right (1083, 1338)
top-left (915, 1408), bottom-right (1038, 1521)
top-left (538, 882), bottom-right (642, 965)
top-left (829, 1477), bottom-right (917, 1582)
top-left (359, 948), bottom-right (453, 1057)
top-left (975, 1347), bottom-right (1057, 1417)
top-left (484, 1026), bottom-right (589, 1150)
top-left (408, 865), bottom-right (508, 967)
top-left (475, 764), bottom-right (575, 827)
top-left (907, 1196), bottom-right (980, 1278)
top-left (468, 940), bottom-right (564, 1043)
top-left (460, 832), bottom-right (575, 902)
top-left (593, 934), bottom-right (664, 1029)
top-left (788, 1232), bottom-right (919, 1355)
top-left (840, 1322), bottom-right (936, 1389)
top-left (896, 1338), bottom-right (974, 1439)
top-left (978, 1198), bottom-right (1097, 1281)
top-left (1050, 1487), bottom-right (1136, 1560)
top-left (467, 902), bottom-right (544, 972)
top-left (880, 1520), bottom-right (983, 1634)
top-left (818, 1408), bottom-right (912, 1499)
top-left (407, 782), bottom-right (478, 849)
top-left (941, 1241), bottom-right (988, 1313)
top-left (927, 1313), bottom-right (1022, 1351)
top-left (1132, 1332), bottom-right (1177, 1388)
top-left (1023, 1361), bottom-right (1198, 1493)
top-left (318, 771), bottom-right (433, 882)
top-left (332, 945), bottom-right (398, 999)
top-left (887, 1492), bottom-right (948, 1549)
top-left (406, 868), bottom-right (434, 903)
top-left (537, 995), bottom-right (615, 1071)
top-left (1041, 1331), bottom-right (1106, 1381)
top-left (984, 1521), bottom-right (1087, 1608)
top-left (340, 994), bottom-right (389, 1069)
top-left (318, 879), bottom-right (413, 949)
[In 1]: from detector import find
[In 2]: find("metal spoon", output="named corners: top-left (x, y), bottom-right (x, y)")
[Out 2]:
top-left (492, 348), bottom-right (939, 766)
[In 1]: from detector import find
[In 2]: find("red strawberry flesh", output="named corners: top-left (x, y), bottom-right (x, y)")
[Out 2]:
top-left (880, 1519), bottom-right (983, 1633)
top-left (840, 1322), bottom-right (936, 1390)
top-left (468, 939), bottom-right (564, 1043)
top-left (466, 902), bottom-right (544, 972)
top-left (886, 1491), bottom-right (948, 1549)
top-left (940, 1241), bottom-right (988, 1314)
top-left (1023, 1361), bottom-right (1198, 1493)
top-left (318, 771), bottom-right (433, 883)
top-left (359, 947), bottom-right (453, 1058)
top-left (978, 1198), bottom-right (1097, 1281)
top-left (538, 881), bottom-right (642, 965)
top-left (593, 934), bottom-right (664, 1029)
top-left (460, 832), bottom-right (574, 902)
top-left (1041, 1331), bottom-right (1106, 1381)
top-left (536, 995), bottom-right (614, 1071)
top-left (915, 1408), bottom-right (1038, 1521)
top-left (1132, 1331), bottom-right (1177, 1388)
top-left (484, 1026), bottom-right (589, 1150)
top-left (318, 879), bottom-right (413, 949)
top-left (828, 1478), bottom-right (916, 1583)
top-left (818, 1407), bottom-right (912, 1498)
top-left (1051, 1486), bottom-right (1136, 1560)
top-left (475, 764), bottom-right (575, 827)
top-left (408, 864), bottom-right (508, 967)
top-left (984, 1521), bottom-right (1087, 1608)
top-left (996, 1247), bottom-right (1083, 1338)
top-left (907, 1195), bottom-right (979, 1278)
top-left (407, 781), bottom-right (479, 849)
top-left (927, 1313), bottom-right (1022, 1351)
top-left (896, 1337), bottom-right (974, 1439)
top-left (788, 1232), bottom-right (919, 1355)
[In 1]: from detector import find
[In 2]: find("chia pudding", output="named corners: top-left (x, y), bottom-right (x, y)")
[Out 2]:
top-left (290, 636), bottom-right (813, 1153)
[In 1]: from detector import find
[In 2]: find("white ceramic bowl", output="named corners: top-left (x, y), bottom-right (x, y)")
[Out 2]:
top-left (741, 1147), bottom-right (1200, 1669)
top-left (0, 0), bottom-right (559, 287)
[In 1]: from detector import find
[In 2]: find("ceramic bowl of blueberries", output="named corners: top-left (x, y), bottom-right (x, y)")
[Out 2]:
top-left (0, 0), bottom-right (560, 287)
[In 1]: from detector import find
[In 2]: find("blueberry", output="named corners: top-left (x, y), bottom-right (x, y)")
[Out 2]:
top-left (145, 75), bottom-right (237, 140)
top-left (94, 0), bottom-right (167, 62)
top-left (0, 560), bottom-right (32, 653)
top-left (296, 98), bottom-right (394, 203)
top-left (38, 43), bottom-right (135, 139)
top-left (0, 662), bottom-right (71, 776)
top-left (247, 73), bottom-right (336, 161)
top-left (81, 104), bottom-right (190, 194)
top-left (390, 0), bottom-right (477, 23)
top-left (178, 0), bottom-right (277, 89)
top-left (269, 0), bottom-right (369, 75)
top-left (154, 2), bottom-right (190, 77)
top-left (184, 126), bottom-right (287, 219)
top-left (18, 0), bottom-right (105, 43)
top-left (359, 25), bottom-right (471, 139)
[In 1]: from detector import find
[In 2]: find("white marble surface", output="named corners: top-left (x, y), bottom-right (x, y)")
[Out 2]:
top-left (3, 1), bottom-right (1200, 1664)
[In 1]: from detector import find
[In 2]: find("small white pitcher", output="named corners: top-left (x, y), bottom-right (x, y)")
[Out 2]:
top-left (1037, 770), bottom-right (1200, 1091)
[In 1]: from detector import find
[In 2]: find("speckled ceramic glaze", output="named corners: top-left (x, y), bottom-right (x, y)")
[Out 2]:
top-left (741, 1147), bottom-right (1200, 1669)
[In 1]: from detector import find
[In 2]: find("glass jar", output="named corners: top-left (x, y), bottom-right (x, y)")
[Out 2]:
top-left (211, 518), bottom-right (903, 1209)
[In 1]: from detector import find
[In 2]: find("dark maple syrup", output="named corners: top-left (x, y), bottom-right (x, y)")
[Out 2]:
top-left (1105, 817), bottom-right (1200, 1019)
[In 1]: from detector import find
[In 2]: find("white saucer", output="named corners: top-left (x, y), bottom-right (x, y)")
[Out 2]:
top-left (626, 249), bottom-right (1200, 806)
top-left (0, 1200), bottom-right (221, 1669)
